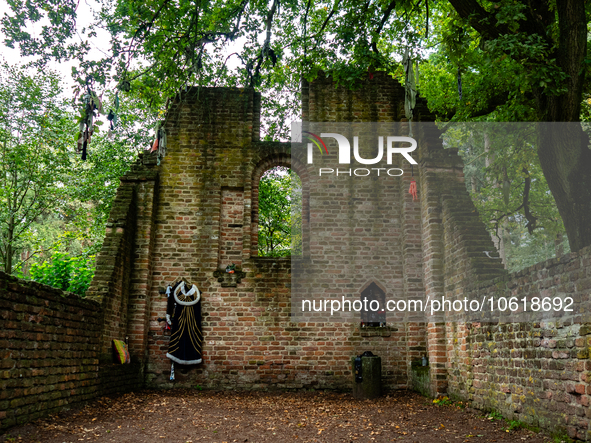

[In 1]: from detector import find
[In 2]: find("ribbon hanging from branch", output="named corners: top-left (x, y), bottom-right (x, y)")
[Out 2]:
top-left (150, 122), bottom-right (168, 165)
top-left (403, 47), bottom-right (417, 137)
top-left (76, 77), bottom-right (103, 161)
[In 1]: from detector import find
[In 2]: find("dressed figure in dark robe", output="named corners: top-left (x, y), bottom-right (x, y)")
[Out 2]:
top-left (166, 281), bottom-right (203, 365)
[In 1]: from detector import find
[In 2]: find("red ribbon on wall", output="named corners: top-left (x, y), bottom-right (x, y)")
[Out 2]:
top-left (409, 179), bottom-right (418, 201)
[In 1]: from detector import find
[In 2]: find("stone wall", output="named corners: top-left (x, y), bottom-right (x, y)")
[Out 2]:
top-left (0, 272), bottom-right (142, 431)
top-left (445, 246), bottom-right (591, 441)
top-left (415, 122), bottom-right (591, 439)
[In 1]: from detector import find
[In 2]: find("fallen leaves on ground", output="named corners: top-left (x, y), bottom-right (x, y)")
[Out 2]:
top-left (1, 390), bottom-right (553, 443)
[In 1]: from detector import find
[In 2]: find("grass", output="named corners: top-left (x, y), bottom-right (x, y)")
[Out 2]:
top-left (484, 412), bottom-right (540, 434)
top-left (432, 395), bottom-right (466, 409)
top-left (425, 394), bottom-right (572, 442)
top-left (548, 430), bottom-right (574, 443)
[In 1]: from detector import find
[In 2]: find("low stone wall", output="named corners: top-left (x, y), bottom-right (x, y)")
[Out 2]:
top-left (446, 245), bottom-right (591, 441)
top-left (0, 272), bottom-right (142, 431)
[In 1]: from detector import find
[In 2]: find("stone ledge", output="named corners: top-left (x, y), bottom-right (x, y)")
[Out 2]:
top-left (213, 270), bottom-right (246, 287)
top-left (360, 326), bottom-right (392, 337)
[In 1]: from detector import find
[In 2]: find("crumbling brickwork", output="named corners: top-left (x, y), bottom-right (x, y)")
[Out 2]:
top-left (446, 246), bottom-right (591, 441)
top-left (0, 273), bottom-right (141, 431)
top-left (4, 71), bottom-right (591, 439)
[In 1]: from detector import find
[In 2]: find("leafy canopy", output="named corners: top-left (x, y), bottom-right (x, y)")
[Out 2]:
top-left (0, 62), bottom-right (73, 274)
top-left (0, 61), bottom-right (150, 287)
top-left (2, 0), bottom-right (590, 258)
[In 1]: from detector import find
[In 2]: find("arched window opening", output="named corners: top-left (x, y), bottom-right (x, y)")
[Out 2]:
top-left (360, 283), bottom-right (386, 327)
top-left (258, 166), bottom-right (302, 257)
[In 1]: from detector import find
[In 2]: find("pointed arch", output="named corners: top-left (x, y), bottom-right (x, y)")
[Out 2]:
top-left (360, 281), bottom-right (386, 326)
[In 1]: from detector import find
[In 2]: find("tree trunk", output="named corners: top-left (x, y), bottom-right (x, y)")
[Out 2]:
top-left (5, 214), bottom-right (14, 274)
top-left (537, 124), bottom-right (591, 252)
top-left (451, 0), bottom-right (591, 252)
top-left (535, 0), bottom-right (591, 252)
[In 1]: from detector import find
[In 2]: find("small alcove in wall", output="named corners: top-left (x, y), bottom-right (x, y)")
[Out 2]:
top-left (360, 282), bottom-right (386, 327)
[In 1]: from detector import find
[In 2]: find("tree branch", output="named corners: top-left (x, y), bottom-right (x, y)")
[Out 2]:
top-left (447, 0), bottom-right (510, 40)
top-left (521, 167), bottom-right (537, 233)
top-left (311, 0), bottom-right (341, 51)
top-left (372, 0), bottom-right (397, 54)
top-left (250, 0), bottom-right (279, 87)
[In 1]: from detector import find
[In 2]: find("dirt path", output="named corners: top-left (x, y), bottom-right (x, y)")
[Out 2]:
top-left (1, 390), bottom-right (559, 443)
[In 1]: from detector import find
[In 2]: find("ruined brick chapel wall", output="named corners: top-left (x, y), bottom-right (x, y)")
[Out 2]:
top-left (72, 71), bottom-right (591, 440)
top-left (4, 70), bottom-right (591, 439)
top-left (138, 75), bottom-right (435, 390)
top-left (74, 73), bottom-right (453, 392)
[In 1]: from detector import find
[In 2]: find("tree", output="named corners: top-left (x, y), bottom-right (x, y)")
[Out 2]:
top-left (0, 63), bottom-right (72, 274)
top-left (433, 0), bottom-right (591, 252)
top-left (29, 250), bottom-right (95, 296)
top-left (66, 91), bottom-right (156, 244)
top-left (2, 0), bottom-right (590, 250)
top-left (0, 62), bottom-right (148, 281)
top-left (443, 124), bottom-right (569, 271)
top-left (258, 167), bottom-right (301, 257)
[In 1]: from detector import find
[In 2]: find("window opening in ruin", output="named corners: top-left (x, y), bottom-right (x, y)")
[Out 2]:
top-left (360, 283), bottom-right (386, 327)
top-left (258, 166), bottom-right (302, 257)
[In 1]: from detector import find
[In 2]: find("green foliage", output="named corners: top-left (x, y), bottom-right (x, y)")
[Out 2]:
top-left (487, 411), bottom-right (504, 421)
top-left (3, 0), bottom-right (585, 123)
top-left (503, 419), bottom-right (539, 434)
top-left (550, 430), bottom-right (574, 443)
top-left (0, 61), bottom-right (147, 284)
top-left (417, 1), bottom-right (579, 122)
top-left (1, 0), bottom-right (590, 257)
top-left (66, 91), bottom-right (154, 244)
top-left (0, 0), bottom-right (434, 120)
top-left (483, 411), bottom-right (540, 434)
top-left (258, 166), bottom-right (302, 257)
top-left (0, 62), bottom-right (73, 274)
top-left (443, 124), bottom-right (569, 272)
top-left (29, 251), bottom-right (95, 296)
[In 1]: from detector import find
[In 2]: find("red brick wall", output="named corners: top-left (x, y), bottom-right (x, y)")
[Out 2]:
top-left (0, 272), bottom-right (142, 431)
top-left (134, 78), bottom-right (434, 391)
top-left (86, 181), bottom-right (136, 359)
top-left (78, 75), bottom-right (591, 441)
top-left (416, 126), bottom-right (506, 395)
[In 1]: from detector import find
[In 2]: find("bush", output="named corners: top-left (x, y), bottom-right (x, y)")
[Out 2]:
top-left (29, 251), bottom-right (95, 296)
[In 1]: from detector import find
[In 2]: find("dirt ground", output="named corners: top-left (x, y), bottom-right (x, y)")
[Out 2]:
top-left (1, 389), bottom-right (561, 443)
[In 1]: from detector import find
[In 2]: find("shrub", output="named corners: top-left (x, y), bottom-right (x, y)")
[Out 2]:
top-left (29, 251), bottom-right (95, 296)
